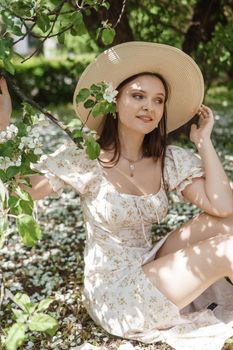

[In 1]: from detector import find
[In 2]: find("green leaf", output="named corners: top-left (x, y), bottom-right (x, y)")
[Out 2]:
top-left (76, 88), bottom-right (91, 103)
top-left (25, 151), bottom-right (38, 163)
top-left (37, 13), bottom-right (51, 32)
top-left (57, 32), bottom-right (65, 45)
top-left (17, 177), bottom-right (31, 187)
top-left (11, 25), bottom-right (23, 36)
top-left (28, 313), bottom-right (58, 332)
top-left (14, 187), bottom-right (30, 201)
top-left (105, 103), bottom-right (116, 114)
top-left (15, 122), bottom-right (27, 137)
top-left (5, 323), bottom-right (26, 350)
top-left (90, 84), bottom-right (101, 93)
top-left (16, 214), bottom-right (42, 247)
top-left (70, 12), bottom-right (87, 35)
top-left (101, 1), bottom-right (110, 9)
top-left (19, 199), bottom-right (33, 215)
top-left (84, 99), bottom-right (95, 109)
top-left (0, 169), bottom-right (8, 182)
top-left (91, 100), bottom-right (109, 118)
top-left (67, 118), bottom-right (81, 129)
top-left (46, 324), bottom-right (58, 337)
top-left (0, 38), bottom-right (11, 60)
top-left (14, 293), bottom-right (31, 313)
top-left (71, 129), bottom-right (83, 139)
top-left (0, 215), bottom-right (8, 248)
top-left (91, 102), bottom-right (102, 118)
top-left (11, 2), bottom-right (32, 17)
top-left (12, 309), bottom-right (28, 324)
top-left (101, 27), bottom-right (116, 45)
top-left (3, 59), bottom-right (15, 75)
top-left (22, 102), bottom-right (37, 118)
top-left (85, 136), bottom-right (100, 160)
top-left (0, 140), bottom-right (15, 157)
top-left (8, 196), bottom-right (20, 209)
top-left (37, 298), bottom-right (54, 312)
top-left (6, 166), bottom-right (20, 180)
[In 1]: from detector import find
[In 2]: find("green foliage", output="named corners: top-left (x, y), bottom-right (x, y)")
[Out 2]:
top-left (126, 0), bottom-right (233, 87)
top-left (0, 55), bottom-right (94, 105)
top-left (84, 134), bottom-right (100, 159)
top-left (0, 0), bottom-right (112, 75)
top-left (0, 111), bottom-right (47, 247)
top-left (3, 292), bottom-right (57, 350)
top-left (16, 214), bottom-right (42, 247)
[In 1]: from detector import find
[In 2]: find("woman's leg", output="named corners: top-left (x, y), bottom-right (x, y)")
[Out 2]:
top-left (142, 233), bottom-right (233, 309)
top-left (156, 212), bottom-right (233, 258)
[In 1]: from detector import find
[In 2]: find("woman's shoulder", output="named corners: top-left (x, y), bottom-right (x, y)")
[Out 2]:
top-left (164, 143), bottom-right (203, 187)
top-left (165, 144), bottom-right (194, 157)
top-left (165, 144), bottom-right (201, 165)
top-left (35, 141), bottom-right (102, 178)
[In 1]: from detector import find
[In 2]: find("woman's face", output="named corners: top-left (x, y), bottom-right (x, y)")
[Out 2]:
top-left (116, 75), bottom-right (166, 135)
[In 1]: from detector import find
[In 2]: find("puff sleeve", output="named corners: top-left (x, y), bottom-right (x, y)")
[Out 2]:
top-left (30, 142), bottom-right (101, 197)
top-left (164, 145), bottom-right (205, 200)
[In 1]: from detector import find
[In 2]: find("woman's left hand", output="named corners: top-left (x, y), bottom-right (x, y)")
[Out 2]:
top-left (189, 104), bottom-right (215, 147)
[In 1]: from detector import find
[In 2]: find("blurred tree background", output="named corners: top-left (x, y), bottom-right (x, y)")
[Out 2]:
top-left (1, 0), bottom-right (233, 106)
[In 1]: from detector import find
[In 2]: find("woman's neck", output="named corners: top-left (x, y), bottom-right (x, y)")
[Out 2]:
top-left (119, 128), bottom-right (144, 161)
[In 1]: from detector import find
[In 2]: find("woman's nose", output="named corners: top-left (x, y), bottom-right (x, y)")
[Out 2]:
top-left (142, 101), bottom-right (153, 112)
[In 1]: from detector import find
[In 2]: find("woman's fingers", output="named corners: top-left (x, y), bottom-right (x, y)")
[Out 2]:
top-left (198, 104), bottom-right (214, 119)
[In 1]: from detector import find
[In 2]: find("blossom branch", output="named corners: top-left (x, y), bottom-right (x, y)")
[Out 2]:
top-left (2, 73), bottom-right (74, 142)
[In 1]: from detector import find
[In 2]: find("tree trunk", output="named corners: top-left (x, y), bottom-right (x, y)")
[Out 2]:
top-left (182, 0), bottom-right (227, 55)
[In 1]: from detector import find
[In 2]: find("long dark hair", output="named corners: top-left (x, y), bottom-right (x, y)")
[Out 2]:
top-left (97, 72), bottom-right (169, 190)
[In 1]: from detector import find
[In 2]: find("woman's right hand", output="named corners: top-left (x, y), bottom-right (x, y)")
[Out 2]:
top-left (0, 77), bottom-right (12, 130)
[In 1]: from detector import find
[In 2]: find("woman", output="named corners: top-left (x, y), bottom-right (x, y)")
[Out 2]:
top-left (1, 42), bottom-right (233, 350)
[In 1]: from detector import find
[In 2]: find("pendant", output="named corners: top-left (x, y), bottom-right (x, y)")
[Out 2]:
top-left (129, 163), bottom-right (134, 177)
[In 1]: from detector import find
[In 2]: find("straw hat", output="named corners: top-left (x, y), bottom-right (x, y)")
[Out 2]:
top-left (73, 41), bottom-right (204, 134)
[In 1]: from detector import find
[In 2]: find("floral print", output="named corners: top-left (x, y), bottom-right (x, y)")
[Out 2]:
top-left (31, 143), bottom-right (233, 350)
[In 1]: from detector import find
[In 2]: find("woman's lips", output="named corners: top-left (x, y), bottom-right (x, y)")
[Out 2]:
top-left (136, 115), bottom-right (153, 122)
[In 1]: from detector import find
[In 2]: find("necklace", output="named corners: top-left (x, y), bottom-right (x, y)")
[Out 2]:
top-left (121, 153), bottom-right (143, 177)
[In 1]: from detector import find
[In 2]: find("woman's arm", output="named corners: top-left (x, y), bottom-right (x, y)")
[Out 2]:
top-left (19, 175), bottom-right (58, 200)
top-left (182, 104), bottom-right (233, 218)
top-left (0, 77), bottom-right (11, 130)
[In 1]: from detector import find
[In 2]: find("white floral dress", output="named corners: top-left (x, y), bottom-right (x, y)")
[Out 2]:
top-left (32, 143), bottom-right (233, 350)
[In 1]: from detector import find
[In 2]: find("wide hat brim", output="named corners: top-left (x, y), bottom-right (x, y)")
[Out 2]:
top-left (73, 41), bottom-right (204, 134)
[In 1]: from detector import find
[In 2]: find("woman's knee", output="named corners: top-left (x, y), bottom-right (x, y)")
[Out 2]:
top-left (198, 212), bottom-right (233, 235)
top-left (203, 232), bottom-right (233, 264)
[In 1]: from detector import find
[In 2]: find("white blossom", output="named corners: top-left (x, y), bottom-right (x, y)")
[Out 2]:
top-left (14, 156), bottom-right (22, 167)
top-left (37, 114), bottom-right (49, 127)
top-left (34, 147), bottom-right (42, 155)
top-left (0, 124), bottom-right (18, 144)
top-left (103, 83), bottom-right (118, 103)
top-left (5, 131), bottom-right (13, 140)
top-left (8, 125), bottom-right (18, 134)
top-left (33, 139), bottom-right (43, 155)
top-left (0, 157), bottom-right (14, 170)
top-left (0, 131), bottom-right (6, 139)
top-left (31, 128), bottom-right (40, 138)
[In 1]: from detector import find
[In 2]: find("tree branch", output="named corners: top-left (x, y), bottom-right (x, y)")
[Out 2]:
top-left (1, 72), bottom-right (75, 142)
top-left (20, 0), bottom-right (67, 63)
top-left (113, 0), bottom-right (127, 28)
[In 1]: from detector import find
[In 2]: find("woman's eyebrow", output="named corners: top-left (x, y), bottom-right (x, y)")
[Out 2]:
top-left (130, 88), bottom-right (165, 96)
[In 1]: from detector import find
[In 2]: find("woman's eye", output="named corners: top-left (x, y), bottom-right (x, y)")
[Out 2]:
top-left (155, 99), bottom-right (164, 104)
top-left (132, 94), bottom-right (143, 99)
